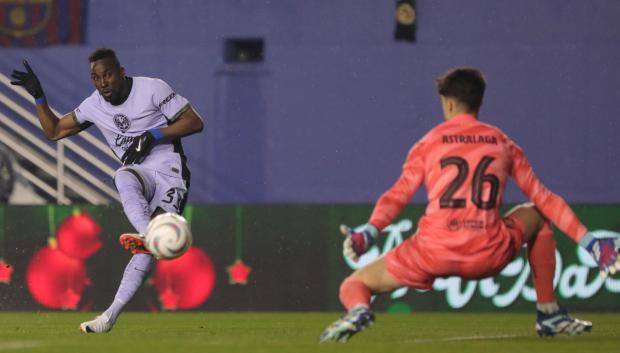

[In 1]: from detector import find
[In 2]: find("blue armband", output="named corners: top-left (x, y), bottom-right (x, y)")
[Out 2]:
top-left (149, 128), bottom-right (163, 140)
top-left (35, 96), bottom-right (47, 105)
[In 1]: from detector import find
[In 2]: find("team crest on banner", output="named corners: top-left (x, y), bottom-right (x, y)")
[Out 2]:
top-left (0, 0), bottom-right (88, 47)
top-left (0, 0), bottom-right (53, 39)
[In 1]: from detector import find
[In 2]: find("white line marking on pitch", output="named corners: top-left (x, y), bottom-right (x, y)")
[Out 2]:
top-left (409, 334), bottom-right (520, 343)
top-left (0, 341), bottom-right (39, 351)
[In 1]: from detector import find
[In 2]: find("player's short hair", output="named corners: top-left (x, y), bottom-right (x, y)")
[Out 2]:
top-left (88, 48), bottom-right (121, 69)
top-left (436, 67), bottom-right (486, 112)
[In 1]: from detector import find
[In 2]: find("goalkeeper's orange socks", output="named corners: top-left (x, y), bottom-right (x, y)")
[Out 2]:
top-left (339, 275), bottom-right (371, 310)
top-left (527, 221), bottom-right (558, 310)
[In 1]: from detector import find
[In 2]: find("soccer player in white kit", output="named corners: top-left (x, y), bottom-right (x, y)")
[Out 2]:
top-left (10, 48), bottom-right (204, 333)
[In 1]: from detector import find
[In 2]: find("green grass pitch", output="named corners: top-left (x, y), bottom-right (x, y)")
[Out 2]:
top-left (0, 312), bottom-right (618, 353)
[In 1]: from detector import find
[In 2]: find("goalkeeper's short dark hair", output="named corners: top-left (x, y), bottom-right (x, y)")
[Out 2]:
top-left (88, 48), bottom-right (121, 69)
top-left (436, 67), bottom-right (486, 112)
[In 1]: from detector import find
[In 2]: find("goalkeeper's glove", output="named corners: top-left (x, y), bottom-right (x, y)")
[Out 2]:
top-left (341, 223), bottom-right (379, 262)
top-left (121, 129), bottom-right (161, 165)
top-left (578, 230), bottom-right (620, 278)
top-left (10, 60), bottom-right (46, 104)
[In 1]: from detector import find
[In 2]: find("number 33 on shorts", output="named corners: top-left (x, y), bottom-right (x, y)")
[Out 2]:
top-left (161, 188), bottom-right (184, 211)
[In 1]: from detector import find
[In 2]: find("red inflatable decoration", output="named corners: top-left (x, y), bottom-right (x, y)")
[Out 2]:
top-left (56, 212), bottom-right (102, 260)
top-left (0, 259), bottom-right (13, 284)
top-left (152, 246), bottom-right (216, 310)
top-left (26, 246), bottom-right (90, 309)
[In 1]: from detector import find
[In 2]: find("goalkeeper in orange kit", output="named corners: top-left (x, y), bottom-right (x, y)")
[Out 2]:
top-left (320, 67), bottom-right (620, 342)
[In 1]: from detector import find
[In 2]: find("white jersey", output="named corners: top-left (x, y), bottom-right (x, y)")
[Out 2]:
top-left (74, 76), bottom-right (191, 177)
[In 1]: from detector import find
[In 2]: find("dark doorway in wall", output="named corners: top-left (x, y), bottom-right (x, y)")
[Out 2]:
top-left (224, 38), bottom-right (264, 63)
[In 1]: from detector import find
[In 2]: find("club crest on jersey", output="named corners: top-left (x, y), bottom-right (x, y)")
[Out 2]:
top-left (447, 219), bottom-right (461, 231)
top-left (113, 114), bottom-right (130, 132)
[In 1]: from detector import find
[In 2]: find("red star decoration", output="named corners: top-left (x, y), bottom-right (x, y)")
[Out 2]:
top-left (226, 259), bottom-right (251, 285)
top-left (0, 259), bottom-right (13, 284)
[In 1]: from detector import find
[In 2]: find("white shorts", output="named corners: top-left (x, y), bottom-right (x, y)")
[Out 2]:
top-left (116, 164), bottom-right (189, 214)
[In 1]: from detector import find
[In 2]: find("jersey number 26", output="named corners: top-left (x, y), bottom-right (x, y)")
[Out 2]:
top-left (439, 156), bottom-right (499, 210)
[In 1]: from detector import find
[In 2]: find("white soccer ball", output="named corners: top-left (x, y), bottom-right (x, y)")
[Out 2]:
top-left (145, 213), bottom-right (192, 260)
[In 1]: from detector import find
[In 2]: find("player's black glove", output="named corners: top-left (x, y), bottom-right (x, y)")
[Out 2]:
top-left (10, 60), bottom-right (45, 103)
top-left (121, 131), bottom-right (157, 165)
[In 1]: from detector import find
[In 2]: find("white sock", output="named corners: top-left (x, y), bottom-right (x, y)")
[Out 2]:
top-left (104, 254), bottom-right (154, 323)
top-left (537, 302), bottom-right (560, 314)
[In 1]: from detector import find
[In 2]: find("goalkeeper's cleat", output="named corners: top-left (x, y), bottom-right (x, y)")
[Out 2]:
top-left (579, 230), bottom-right (620, 278)
top-left (319, 305), bottom-right (375, 343)
top-left (79, 314), bottom-right (113, 333)
top-left (536, 308), bottom-right (592, 337)
top-left (119, 233), bottom-right (150, 255)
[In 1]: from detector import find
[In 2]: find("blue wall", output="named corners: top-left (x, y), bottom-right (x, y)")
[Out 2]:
top-left (1, 0), bottom-right (619, 203)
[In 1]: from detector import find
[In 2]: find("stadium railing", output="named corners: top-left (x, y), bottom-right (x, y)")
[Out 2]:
top-left (0, 72), bottom-right (119, 204)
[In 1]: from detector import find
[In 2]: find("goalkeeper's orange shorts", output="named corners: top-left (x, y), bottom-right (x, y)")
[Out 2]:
top-left (384, 215), bottom-right (526, 290)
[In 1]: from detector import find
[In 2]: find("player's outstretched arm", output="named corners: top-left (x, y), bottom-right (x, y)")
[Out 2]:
top-left (509, 141), bottom-right (587, 241)
top-left (509, 141), bottom-right (620, 277)
top-left (10, 60), bottom-right (82, 140)
top-left (340, 142), bottom-right (424, 261)
top-left (367, 143), bottom-right (425, 231)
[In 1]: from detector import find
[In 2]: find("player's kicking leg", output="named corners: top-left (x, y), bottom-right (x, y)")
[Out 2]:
top-left (505, 203), bottom-right (592, 336)
top-left (81, 232), bottom-right (153, 333)
top-left (81, 236), bottom-right (149, 334)
top-left (79, 253), bottom-right (154, 334)
top-left (80, 169), bottom-right (156, 334)
top-left (320, 257), bottom-right (402, 342)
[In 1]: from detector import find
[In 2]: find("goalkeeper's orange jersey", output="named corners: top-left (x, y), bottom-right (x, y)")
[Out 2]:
top-left (369, 114), bottom-right (587, 253)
